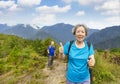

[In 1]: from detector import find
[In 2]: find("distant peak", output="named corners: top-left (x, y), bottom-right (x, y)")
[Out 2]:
top-left (30, 24), bottom-right (41, 29)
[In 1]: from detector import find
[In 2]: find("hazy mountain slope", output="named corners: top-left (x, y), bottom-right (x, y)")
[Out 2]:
top-left (0, 24), bottom-right (10, 32)
top-left (87, 25), bottom-right (120, 49)
top-left (94, 36), bottom-right (120, 49)
top-left (40, 23), bottom-right (75, 43)
top-left (2, 24), bottom-right (37, 39)
top-left (40, 23), bottom-right (99, 43)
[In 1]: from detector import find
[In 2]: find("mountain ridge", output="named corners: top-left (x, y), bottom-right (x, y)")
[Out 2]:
top-left (0, 23), bottom-right (120, 49)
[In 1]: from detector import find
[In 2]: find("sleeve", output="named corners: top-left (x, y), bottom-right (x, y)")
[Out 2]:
top-left (47, 46), bottom-right (50, 50)
top-left (89, 44), bottom-right (94, 56)
top-left (63, 42), bottom-right (70, 55)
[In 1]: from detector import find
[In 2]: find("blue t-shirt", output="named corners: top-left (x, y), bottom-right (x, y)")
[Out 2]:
top-left (64, 41), bottom-right (94, 82)
top-left (48, 46), bottom-right (55, 56)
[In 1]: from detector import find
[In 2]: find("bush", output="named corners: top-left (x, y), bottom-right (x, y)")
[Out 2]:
top-left (93, 51), bottom-right (116, 84)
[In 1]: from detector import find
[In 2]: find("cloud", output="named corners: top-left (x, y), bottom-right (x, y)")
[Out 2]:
top-left (95, 0), bottom-right (120, 16)
top-left (78, 0), bottom-right (99, 5)
top-left (76, 11), bottom-right (85, 16)
top-left (101, 10), bottom-right (120, 16)
top-left (0, 0), bottom-right (22, 12)
top-left (87, 16), bottom-right (120, 29)
top-left (31, 14), bottom-right (56, 26)
top-left (35, 5), bottom-right (71, 26)
top-left (105, 16), bottom-right (120, 24)
top-left (17, 0), bottom-right (41, 7)
top-left (62, 0), bottom-right (72, 3)
top-left (0, 0), bottom-right (14, 9)
top-left (63, 0), bottom-right (104, 5)
top-left (36, 5), bottom-right (71, 14)
top-left (8, 4), bottom-right (22, 12)
top-left (87, 21), bottom-right (106, 29)
top-left (0, 11), bottom-right (3, 15)
top-left (95, 0), bottom-right (120, 10)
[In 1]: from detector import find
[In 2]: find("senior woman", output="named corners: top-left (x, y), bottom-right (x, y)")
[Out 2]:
top-left (63, 24), bottom-right (95, 84)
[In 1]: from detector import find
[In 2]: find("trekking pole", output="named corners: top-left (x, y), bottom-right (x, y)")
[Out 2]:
top-left (88, 58), bottom-right (93, 84)
top-left (89, 68), bottom-right (93, 84)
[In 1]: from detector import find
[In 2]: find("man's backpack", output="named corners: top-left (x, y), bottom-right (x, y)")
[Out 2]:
top-left (67, 40), bottom-right (93, 84)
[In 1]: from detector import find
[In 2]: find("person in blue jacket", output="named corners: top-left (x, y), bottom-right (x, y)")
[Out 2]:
top-left (63, 24), bottom-right (95, 84)
top-left (47, 41), bottom-right (56, 67)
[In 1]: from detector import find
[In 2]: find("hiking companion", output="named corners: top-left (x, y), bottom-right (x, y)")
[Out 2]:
top-left (47, 41), bottom-right (56, 67)
top-left (61, 24), bottom-right (95, 84)
top-left (58, 42), bottom-right (64, 61)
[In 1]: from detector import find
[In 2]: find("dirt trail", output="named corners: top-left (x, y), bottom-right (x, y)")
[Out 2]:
top-left (43, 60), bottom-right (67, 84)
top-left (0, 59), bottom-right (67, 84)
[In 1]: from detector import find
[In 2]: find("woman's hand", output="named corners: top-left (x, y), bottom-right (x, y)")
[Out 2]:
top-left (88, 55), bottom-right (95, 68)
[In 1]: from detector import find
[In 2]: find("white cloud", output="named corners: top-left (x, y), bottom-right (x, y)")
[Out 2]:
top-left (101, 10), bottom-right (120, 16)
top-left (62, 0), bottom-right (104, 5)
top-left (78, 0), bottom-right (97, 5)
top-left (87, 21), bottom-right (106, 29)
top-left (76, 0), bottom-right (103, 5)
top-left (17, 0), bottom-right (41, 7)
top-left (8, 4), bottom-right (22, 12)
top-left (0, 11), bottom-right (3, 15)
top-left (31, 14), bottom-right (56, 26)
top-left (105, 16), bottom-right (120, 24)
top-left (0, 0), bottom-right (14, 8)
top-left (95, 0), bottom-right (120, 16)
top-left (87, 16), bottom-right (120, 29)
top-left (76, 11), bottom-right (85, 16)
top-left (0, 0), bottom-right (22, 12)
top-left (62, 0), bottom-right (72, 3)
top-left (95, 0), bottom-right (120, 10)
top-left (36, 5), bottom-right (71, 14)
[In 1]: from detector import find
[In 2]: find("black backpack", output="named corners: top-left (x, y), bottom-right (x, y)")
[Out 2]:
top-left (67, 40), bottom-right (93, 84)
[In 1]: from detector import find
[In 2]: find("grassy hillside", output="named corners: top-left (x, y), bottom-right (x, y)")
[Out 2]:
top-left (92, 49), bottom-right (120, 84)
top-left (0, 34), bottom-right (53, 83)
top-left (0, 34), bottom-right (120, 84)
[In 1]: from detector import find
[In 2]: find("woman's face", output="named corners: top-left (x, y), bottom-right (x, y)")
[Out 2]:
top-left (75, 26), bottom-right (86, 42)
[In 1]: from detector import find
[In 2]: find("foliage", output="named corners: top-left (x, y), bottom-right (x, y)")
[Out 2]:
top-left (93, 50), bottom-right (120, 84)
top-left (0, 34), bottom-right (49, 75)
top-left (0, 34), bottom-right (120, 83)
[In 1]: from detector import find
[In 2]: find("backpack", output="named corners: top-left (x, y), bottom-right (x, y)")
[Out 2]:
top-left (67, 40), bottom-right (93, 84)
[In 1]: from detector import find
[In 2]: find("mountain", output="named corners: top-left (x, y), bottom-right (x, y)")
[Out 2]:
top-left (1, 24), bottom-right (38, 39)
top-left (0, 24), bottom-right (10, 32)
top-left (0, 23), bottom-right (120, 49)
top-left (40, 23), bottom-right (75, 43)
top-left (31, 29), bottom-right (56, 40)
top-left (86, 29), bottom-right (99, 38)
top-left (94, 36), bottom-right (120, 49)
top-left (0, 23), bottom-right (99, 42)
top-left (40, 23), bottom-right (99, 43)
top-left (87, 25), bottom-right (120, 49)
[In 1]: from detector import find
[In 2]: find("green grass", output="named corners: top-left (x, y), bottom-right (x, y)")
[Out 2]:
top-left (93, 50), bottom-right (120, 84)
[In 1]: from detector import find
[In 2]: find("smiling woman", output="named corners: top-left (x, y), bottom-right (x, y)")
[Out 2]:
top-left (62, 24), bottom-right (95, 84)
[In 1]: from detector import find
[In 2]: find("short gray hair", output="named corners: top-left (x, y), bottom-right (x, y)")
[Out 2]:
top-left (72, 24), bottom-right (88, 36)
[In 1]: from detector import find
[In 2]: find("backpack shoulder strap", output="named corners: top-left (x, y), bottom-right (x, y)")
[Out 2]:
top-left (87, 41), bottom-right (91, 50)
top-left (68, 41), bottom-right (91, 55)
top-left (68, 40), bottom-right (74, 55)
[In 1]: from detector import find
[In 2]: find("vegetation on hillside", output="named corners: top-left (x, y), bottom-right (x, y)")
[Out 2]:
top-left (0, 34), bottom-right (120, 84)
top-left (93, 49), bottom-right (120, 84)
top-left (0, 34), bottom-right (54, 83)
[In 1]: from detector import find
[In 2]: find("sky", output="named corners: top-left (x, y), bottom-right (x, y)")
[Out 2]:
top-left (0, 0), bottom-right (120, 29)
